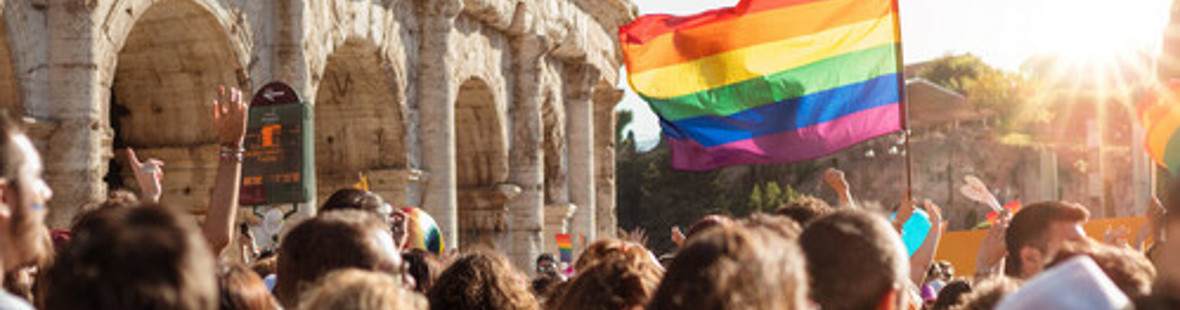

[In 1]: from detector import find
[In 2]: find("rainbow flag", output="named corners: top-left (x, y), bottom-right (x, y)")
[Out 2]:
top-left (620, 0), bottom-right (905, 171)
top-left (1140, 80), bottom-right (1180, 175)
top-left (556, 234), bottom-right (573, 262)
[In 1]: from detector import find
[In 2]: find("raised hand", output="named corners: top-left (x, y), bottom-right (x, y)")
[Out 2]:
top-left (825, 168), bottom-right (856, 208)
top-left (892, 197), bottom-right (917, 232)
top-left (976, 209), bottom-right (1012, 277)
top-left (1136, 197), bottom-right (1166, 250)
top-left (671, 226), bottom-right (687, 247)
top-left (213, 86), bottom-right (248, 148)
top-left (125, 147), bottom-right (164, 203)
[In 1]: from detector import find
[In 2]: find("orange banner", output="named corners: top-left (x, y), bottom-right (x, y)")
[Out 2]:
top-left (934, 217), bottom-right (1149, 275)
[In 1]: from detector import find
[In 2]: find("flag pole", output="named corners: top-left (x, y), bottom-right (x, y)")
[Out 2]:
top-left (891, 0), bottom-right (913, 198)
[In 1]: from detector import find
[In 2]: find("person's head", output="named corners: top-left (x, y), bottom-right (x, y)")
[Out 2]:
top-left (219, 263), bottom-right (280, 310)
top-left (275, 209), bottom-right (403, 308)
top-left (952, 276), bottom-right (1021, 310)
top-left (742, 212), bottom-right (803, 239)
top-left (684, 214), bottom-right (733, 241)
top-left (648, 223), bottom-right (808, 310)
top-left (774, 195), bottom-right (833, 226)
top-left (403, 248), bottom-right (443, 294)
top-left (553, 258), bottom-right (663, 310)
top-left (1047, 239), bottom-right (1155, 299)
top-left (573, 238), bottom-right (661, 276)
top-left (1004, 201), bottom-right (1090, 278)
top-left (46, 204), bottom-right (217, 310)
top-left (931, 279), bottom-right (972, 310)
top-left (536, 253), bottom-right (558, 275)
top-left (800, 210), bottom-right (909, 310)
top-left (530, 273), bottom-right (566, 305)
top-left (301, 268), bottom-right (428, 310)
top-left (0, 112), bottom-right (52, 272)
top-left (428, 250), bottom-right (539, 310)
top-left (319, 188), bottom-right (387, 216)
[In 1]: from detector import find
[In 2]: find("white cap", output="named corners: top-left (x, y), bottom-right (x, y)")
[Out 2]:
top-left (995, 256), bottom-right (1130, 310)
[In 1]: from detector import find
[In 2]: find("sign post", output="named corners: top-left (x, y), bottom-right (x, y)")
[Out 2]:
top-left (240, 82), bottom-right (316, 215)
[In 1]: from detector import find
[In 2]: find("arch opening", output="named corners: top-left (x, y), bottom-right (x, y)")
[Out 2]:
top-left (313, 40), bottom-right (407, 205)
top-left (106, 0), bottom-right (241, 213)
top-left (454, 79), bottom-right (508, 249)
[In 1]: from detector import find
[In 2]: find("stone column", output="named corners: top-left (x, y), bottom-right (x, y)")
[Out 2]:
top-left (565, 65), bottom-right (599, 244)
top-left (43, 1), bottom-right (109, 228)
top-left (594, 87), bottom-right (624, 238)
top-left (506, 34), bottom-right (548, 271)
top-left (416, 0), bottom-right (462, 249)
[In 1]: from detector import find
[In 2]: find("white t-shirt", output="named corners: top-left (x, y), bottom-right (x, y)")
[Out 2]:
top-left (0, 291), bottom-right (33, 310)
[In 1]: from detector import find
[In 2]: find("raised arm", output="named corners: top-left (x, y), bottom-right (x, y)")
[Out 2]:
top-left (824, 168), bottom-right (856, 208)
top-left (909, 200), bottom-right (944, 285)
top-left (974, 210), bottom-right (1011, 279)
top-left (204, 86), bottom-right (248, 254)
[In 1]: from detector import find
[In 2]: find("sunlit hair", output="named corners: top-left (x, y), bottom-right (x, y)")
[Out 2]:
top-left (46, 204), bottom-right (218, 310)
top-left (800, 210), bottom-right (908, 310)
top-left (553, 256), bottom-right (664, 310)
top-left (275, 209), bottom-right (400, 308)
top-left (219, 263), bottom-right (280, 310)
top-left (649, 223), bottom-right (808, 310)
top-left (574, 238), bottom-right (662, 275)
top-left (428, 250), bottom-right (539, 310)
top-left (1047, 239), bottom-right (1155, 299)
top-left (301, 268), bottom-right (427, 310)
top-left (774, 195), bottom-right (833, 226)
top-left (319, 188), bottom-right (385, 214)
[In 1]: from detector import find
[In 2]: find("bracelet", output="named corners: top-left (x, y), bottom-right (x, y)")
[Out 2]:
top-left (220, 146), bottom-right (245, 162)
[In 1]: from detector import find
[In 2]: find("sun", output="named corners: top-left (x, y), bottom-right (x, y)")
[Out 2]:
top-left (1032, 0), bottom-right (1170, 65)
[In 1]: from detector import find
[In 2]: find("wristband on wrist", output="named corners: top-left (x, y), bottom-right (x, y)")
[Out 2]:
top-left (219, 145), bottom-right (245, 163)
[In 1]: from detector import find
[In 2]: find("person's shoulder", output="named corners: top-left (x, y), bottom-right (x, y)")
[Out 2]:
top-left (0, 291), bottom-right (34, 310)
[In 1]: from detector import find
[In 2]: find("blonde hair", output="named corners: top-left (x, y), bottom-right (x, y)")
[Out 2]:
top-left (300, 269), bottom-right (426, 310)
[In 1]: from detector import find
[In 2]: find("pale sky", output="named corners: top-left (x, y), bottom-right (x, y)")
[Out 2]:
top-left (619, 0), bottom-right (1174, 150)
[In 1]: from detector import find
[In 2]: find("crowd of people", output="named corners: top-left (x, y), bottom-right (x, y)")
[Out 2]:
top-left (0, 86), bottom-right (1179, 310)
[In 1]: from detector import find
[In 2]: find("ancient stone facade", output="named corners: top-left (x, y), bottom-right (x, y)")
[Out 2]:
top-left (1, 0), bottom-right (634, 269)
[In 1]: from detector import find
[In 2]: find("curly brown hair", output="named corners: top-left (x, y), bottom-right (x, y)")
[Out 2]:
top-left (1048, 239), bottom-right (1156, 299)
top-left (428, 250), bottom-right (539, 310)
top-left (573, 238), bottom-right (661, 275)
top-left (774, 195), bottom-right (833, 226)
top-left (552, 257), bottom-right (663, 310)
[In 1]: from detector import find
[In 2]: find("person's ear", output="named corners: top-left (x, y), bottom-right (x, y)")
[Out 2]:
top-left (876, 286), bottom-right (900, 310)
top-left (0, 178), bottom-right (10, 219)
top-left (1019, 246), bottom-right (1043, 277)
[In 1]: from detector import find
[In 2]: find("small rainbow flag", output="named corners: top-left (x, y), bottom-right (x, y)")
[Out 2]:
top-left (556, 234), bottom-right (573, 263)
top-left (1141, 80), bottom-right (1180, 175)
top-left (620, 0), bottom-right (905, 171)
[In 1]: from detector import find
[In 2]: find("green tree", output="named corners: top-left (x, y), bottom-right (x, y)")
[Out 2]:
top-left (918, 54), bottom-right (1029, 130)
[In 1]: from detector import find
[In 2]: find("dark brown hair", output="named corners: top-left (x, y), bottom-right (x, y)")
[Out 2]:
top-left (1004, 201), bottom-right (1090, 276)
top-left (46, 205), bottom-right (218, 310)
top-left (319, 188), bottom-right (385, 214)
top-left (219, 263), bottom-right (280, 310)
top-left (648, 224), bottom-right (808, 310)
top-left (931, 279), bottom-right (972, 310)
top-left (274, 209), bottom-right (398, 308)
top-left (403, 248), bottom-right (443, 294)
top-left (428, 250), bottom-right (539, 310)
top-left (799, 210), bottom-right (907, 310)
top-left (1047, 239), bottom-right (1156, 299)
top-left (952, 276), bottom-right (1021, 310)
top-left (774, 195), bottom-right (833, 226)
top-left (684, 214), bottom-right (733, 241)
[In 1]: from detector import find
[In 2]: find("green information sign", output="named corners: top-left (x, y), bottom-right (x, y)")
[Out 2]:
top-left (240, 82), bottom-right (316, 205)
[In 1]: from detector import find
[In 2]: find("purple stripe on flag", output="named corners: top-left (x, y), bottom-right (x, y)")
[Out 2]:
top-left (667, 104), bottom-right (901, 171)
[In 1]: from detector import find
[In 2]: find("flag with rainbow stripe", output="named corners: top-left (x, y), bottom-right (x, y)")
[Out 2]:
top-left (1140, 80), bottom-right (1180, 175)
top-left (620, 0), bottom-right (905, 171)
top-left (556, 234), bottom-right (573, 263)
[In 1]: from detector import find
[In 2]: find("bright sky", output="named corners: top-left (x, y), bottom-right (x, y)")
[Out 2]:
top-left (619, 0), bottom-right (1174, 150)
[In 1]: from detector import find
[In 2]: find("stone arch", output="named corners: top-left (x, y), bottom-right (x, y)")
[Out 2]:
top-left (313, 39), bottom-right (408, 204)
top-left (105, 0), bottom-right (244, 213)
top-left (455, 78), bottom-right (509, 249)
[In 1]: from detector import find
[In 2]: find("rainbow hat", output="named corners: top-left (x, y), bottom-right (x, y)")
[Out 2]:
top-left (402, 207), bottom-right (445, 255)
